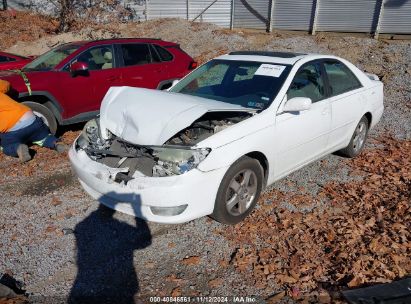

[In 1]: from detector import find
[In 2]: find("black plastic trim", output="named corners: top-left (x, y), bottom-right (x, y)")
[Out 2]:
top-left (60, 111), bottom-right (99, 125)
top-left (229, 51), bottom-right (306, 58)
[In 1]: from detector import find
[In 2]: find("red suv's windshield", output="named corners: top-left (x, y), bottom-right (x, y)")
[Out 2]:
top-left (23, 44), bottom-right (82, 72)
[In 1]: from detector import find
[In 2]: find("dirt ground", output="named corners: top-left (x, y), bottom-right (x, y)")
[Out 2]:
top-left (0, 12), bottom-right (410, 304)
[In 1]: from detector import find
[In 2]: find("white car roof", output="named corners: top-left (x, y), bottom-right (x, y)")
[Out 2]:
top-left (216, 51), bottom-right (334, 65)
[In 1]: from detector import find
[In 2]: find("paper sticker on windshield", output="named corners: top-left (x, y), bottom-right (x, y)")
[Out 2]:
top-left (255, 64), bottom-right (286, 77)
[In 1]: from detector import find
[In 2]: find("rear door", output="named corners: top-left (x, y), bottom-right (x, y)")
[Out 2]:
top-left (274, 61), bottom-right (332, 178)
top-left (322, 60), bottom-right (364, 150)
top-left (117, 43), bottom-right (167, 89)
top-left (58, 44), bottom-right (121, 116)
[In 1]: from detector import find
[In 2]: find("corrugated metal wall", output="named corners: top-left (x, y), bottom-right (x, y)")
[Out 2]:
top-left (233, 0), bottom-right (270, 29)
top-left (146, 0), bottom-right (187, 19)
top-left (125, 0), bottom-right (411, 35)
top-left (316, 0), bottom-right (379, 33)
top-left (379, 0), bottom-right (411, 34)
top-left (272, 0), bottom-right (314, 31)
top-left (189, 0), bottom-right (232, 27)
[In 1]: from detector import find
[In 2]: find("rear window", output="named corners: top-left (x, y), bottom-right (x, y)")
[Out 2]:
top-left (154, 45), bottom-right (174, 61)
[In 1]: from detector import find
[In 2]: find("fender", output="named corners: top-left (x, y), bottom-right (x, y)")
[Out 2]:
top-left (18, 91), bottom-right (64, 124)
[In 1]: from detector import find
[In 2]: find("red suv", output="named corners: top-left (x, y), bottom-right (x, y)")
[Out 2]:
top-left (0, 52), bottom-right (33, 71)
top-left (0, 38), bottom-right (196, 133)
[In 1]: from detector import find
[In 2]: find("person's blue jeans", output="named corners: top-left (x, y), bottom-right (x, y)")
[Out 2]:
top-left (0, 116), bottom-right (58, 157)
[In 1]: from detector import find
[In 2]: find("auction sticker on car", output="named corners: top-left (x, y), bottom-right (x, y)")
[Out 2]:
top-left (255, 64), bottom-right (286, 77)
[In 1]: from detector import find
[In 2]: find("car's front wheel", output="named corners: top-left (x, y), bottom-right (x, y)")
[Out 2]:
top-left (339, 116), bottom-right (369, 158)
top-left (22, 102), bottom-right (58, 135)
top-left (211, 156), bottom-right (263, 225)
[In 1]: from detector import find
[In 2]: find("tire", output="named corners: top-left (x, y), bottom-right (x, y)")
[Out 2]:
top-left (22, 101), bottom-right (58, 135)
top-left (211, 156), bottom-right (264, 225)
top-left (338, 116), bottom-right (369, 158)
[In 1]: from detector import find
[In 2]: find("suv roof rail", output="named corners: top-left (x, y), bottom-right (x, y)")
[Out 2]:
top-left (90, 37), bottom-right (162, 42)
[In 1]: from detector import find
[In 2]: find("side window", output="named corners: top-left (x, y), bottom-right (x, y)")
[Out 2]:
top-left (154, 45), bottom-right (173, 62)
top-left (287, 62), bottom-right (326, 103)
top-left (0, 55), bottom-right (15, 62)
top-left (324, 61), bottom-right (362, 96)
top-left (75, 45), bottom-right (114, 71)
top-left (121, 44), bottom-right (151, 66)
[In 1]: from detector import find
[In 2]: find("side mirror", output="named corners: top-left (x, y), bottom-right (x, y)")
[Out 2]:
top-left (283, 97), bottom-right (312, 112)
top-left (70, 61), bottom-right (89, 76)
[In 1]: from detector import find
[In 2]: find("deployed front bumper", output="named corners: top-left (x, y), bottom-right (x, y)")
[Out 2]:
top-left (69, 147), bottom-right (228, 224)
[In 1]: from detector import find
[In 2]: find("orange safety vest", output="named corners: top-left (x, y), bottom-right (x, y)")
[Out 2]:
top-left (0, 92), bottom-right (31, 133)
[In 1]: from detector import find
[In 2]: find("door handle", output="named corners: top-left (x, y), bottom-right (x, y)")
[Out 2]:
top-left (321, 108), bottom-right (328, 115)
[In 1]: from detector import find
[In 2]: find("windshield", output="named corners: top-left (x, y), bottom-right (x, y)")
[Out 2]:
top-left (170, 59), bottom-right (291, 110)
top-left (23, 44), bottom-right (81, 72)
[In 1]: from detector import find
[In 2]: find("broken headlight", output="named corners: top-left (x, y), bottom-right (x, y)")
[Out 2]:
top-left (77, 118), bottom-right (111, 150)
top-left (152, 147), bottom-right (211, 177)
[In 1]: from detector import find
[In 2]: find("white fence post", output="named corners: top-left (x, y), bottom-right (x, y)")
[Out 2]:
top-left (145, 0), bottom-right (149, 21)
top-left (268, 0), bottom-right (275, 32)
top-left (311, 0), bottom-right (319, 35)
top-left (187, 0), bottom-right (190, 20)
top-left (230, 0), bottom-right (235, 30)
top-left (374, 0), bottom-right (385, 39)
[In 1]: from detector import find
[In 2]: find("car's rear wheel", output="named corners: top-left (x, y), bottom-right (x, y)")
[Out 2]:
top-left (211, 156), bottom-right (263, 225)
top-left (22, 101), bottom-right (58, 135)
top-left (339, 116), bottom-right (369, 158)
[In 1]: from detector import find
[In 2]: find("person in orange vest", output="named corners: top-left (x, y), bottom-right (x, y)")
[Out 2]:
top-left (0, 79), bottom-right (68, 162)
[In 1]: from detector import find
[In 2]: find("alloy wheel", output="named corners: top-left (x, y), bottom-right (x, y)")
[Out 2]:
top-left (225, 169), bottom-right (258, 216)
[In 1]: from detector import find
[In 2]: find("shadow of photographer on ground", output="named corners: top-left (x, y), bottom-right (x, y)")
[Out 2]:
top-left (68, 192), bottom-right (152, 304)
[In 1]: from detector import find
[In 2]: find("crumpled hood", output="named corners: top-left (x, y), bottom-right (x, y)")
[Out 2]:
top-left (100, 87), bottom-right (253, 145)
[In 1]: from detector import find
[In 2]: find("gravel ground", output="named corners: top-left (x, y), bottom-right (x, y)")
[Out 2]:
top-left (1, 18), bottom-right (410, 303)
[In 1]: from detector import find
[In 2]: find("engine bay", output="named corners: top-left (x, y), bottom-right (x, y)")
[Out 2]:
top-left (165, 111), bottom-right (253, 146)
top-left (77, 111), bottom-right (253, 180)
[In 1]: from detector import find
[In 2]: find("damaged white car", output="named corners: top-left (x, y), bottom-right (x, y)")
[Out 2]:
top-left (69, 51), bottom-right (384, 224)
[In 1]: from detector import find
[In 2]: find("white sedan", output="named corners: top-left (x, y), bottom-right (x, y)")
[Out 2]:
top-left (69, 51), bottom-right (384, 224)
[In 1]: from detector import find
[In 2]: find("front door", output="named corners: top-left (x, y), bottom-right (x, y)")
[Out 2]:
top-left (274, 61), bottom-right (332, 179)
top-left (58, 44), bottom-right (121, 118)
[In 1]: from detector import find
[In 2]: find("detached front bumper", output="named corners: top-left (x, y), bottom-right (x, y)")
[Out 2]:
top-left (69, 146), bottom-right (228, 224)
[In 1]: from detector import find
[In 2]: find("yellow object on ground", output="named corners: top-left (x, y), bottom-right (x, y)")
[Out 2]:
top-left (0, 80), bottom-right (31, 133)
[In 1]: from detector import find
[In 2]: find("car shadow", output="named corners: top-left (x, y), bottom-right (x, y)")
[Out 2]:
top-left (68, 192), bottom-right (151, 304)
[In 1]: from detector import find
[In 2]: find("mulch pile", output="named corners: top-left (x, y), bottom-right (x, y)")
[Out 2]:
top-left (219, 136), bottom-right (410, 302)
top-left (0, 11), bottom-right (57, 50)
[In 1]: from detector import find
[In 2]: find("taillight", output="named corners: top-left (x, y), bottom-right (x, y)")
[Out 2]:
top-left (188, 61), bottom-right (198, 70)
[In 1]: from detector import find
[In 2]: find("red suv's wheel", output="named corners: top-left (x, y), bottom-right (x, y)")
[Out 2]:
top-left (22, 101), bottom-right (58, 135)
